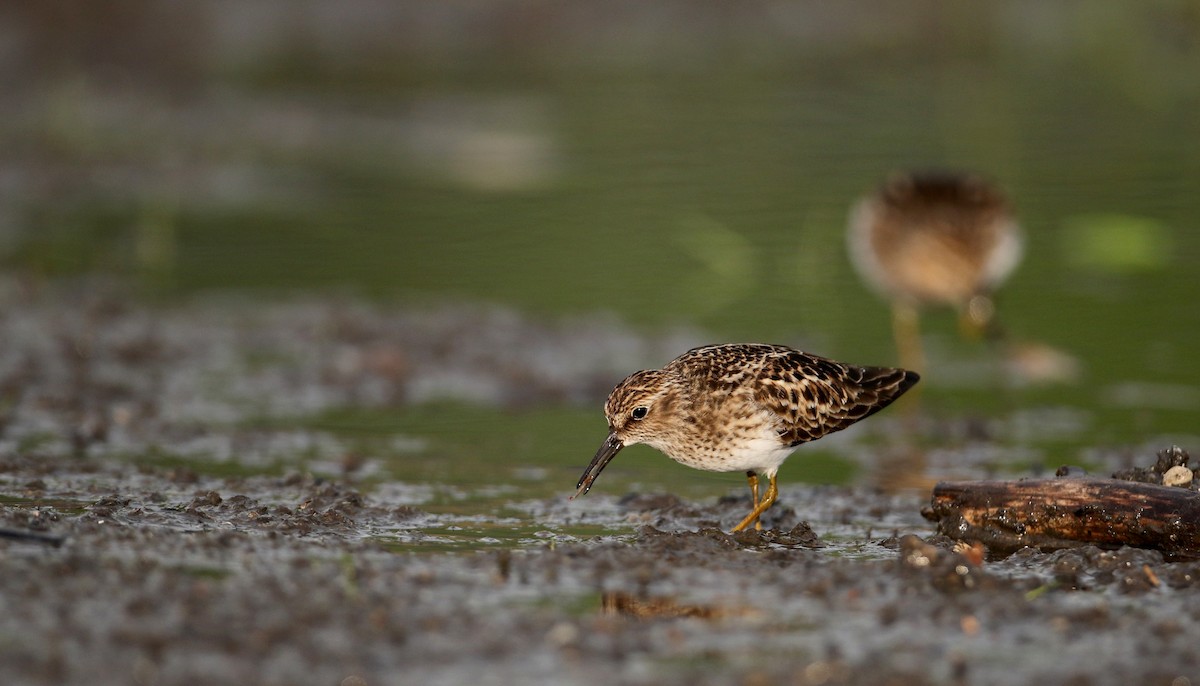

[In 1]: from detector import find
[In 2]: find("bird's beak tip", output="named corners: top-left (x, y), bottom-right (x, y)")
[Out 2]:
top-left (572, 432), bottom-right (623, 500)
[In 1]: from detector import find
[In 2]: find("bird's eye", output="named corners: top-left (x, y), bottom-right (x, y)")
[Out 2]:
top-left (631, 406), bottom-right (649, 421)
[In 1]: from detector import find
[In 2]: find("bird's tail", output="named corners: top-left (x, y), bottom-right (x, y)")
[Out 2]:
top-left (856, 366), bottom-right (920, 419)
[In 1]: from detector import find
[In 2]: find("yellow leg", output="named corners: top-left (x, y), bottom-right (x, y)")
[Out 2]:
top-left (892, 302), bottom-right (925, 376)
top-left (731, 473), bottom-right (778, 533)
top-left (745, 471), bottom-right (763, 531)
top-left (892, 303), bottom-right (923, 417)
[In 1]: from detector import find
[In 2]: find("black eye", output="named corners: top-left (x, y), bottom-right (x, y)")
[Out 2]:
top-left (631, 406), bottom-right (648, 421)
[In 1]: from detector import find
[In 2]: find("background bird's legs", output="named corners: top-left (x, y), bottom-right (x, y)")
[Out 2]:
top-left (891, 301), bottom-right (925, 376)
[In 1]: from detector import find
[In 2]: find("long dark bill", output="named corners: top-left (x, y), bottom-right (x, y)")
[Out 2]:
top-left (572, 432), bottom-right (624, 499)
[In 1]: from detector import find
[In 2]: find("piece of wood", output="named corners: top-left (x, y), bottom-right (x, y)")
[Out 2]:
top-left (924, 477), bottom-right (1200, 557)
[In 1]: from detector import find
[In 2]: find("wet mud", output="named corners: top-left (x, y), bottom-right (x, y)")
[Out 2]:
top-left (1, 284), bottom-right (1199, 685)
top-left (7, 458), bottom-right (1200, 686)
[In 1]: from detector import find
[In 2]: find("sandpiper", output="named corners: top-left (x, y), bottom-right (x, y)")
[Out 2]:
top-left (847, 170), bottom-right (1023, 372)
top-left (573, 344), bottom-right (918, 532)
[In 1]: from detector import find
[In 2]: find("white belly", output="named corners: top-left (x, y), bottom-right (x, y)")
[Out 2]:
top-left (653, 424), bottom-right (799, 477)
top-left (715, 435), bottom-right (797, 476)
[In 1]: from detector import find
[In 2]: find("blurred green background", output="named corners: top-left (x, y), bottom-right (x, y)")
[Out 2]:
top-left (2, 2), bottom-right (1198, 491)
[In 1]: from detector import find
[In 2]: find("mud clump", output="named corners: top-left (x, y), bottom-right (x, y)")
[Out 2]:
top-left (1112, 445), bottom-right (1198, 489)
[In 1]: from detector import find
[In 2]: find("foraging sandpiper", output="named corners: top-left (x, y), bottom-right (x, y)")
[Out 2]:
top-left (847, 170), bottom-right (1023, 372)
top-left (573, 343), bottom-right (918, 532)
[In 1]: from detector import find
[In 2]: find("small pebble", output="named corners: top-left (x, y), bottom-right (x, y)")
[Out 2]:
top-left (1163, 465), bottom-right (1193, 487)
top-left (545, 621), bottom-right (580, 647)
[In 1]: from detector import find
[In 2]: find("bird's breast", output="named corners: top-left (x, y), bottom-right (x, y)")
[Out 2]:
top-left (652, 419), bottom-right (796, 475)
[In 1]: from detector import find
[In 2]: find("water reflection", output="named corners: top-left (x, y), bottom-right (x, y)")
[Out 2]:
top-left (601, 592), bottom-right (736, 620)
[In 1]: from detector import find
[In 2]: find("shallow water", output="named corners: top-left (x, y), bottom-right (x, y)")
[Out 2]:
top-left (5, 6), bottom-right (1199, 462)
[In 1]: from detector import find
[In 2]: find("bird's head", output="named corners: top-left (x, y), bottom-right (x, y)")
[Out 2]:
top-left (572, 369), bottom-right (686, 498)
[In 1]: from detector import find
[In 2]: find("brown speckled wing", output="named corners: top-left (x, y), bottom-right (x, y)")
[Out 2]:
top-left (668, 344), bottom-right (785, 394)
top-left (749, 349), bottom-right (919, 447)
top-left (667, 344), bottom-right (918, 446)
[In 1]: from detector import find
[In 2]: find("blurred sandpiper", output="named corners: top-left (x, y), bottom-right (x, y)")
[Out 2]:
top-left (847, 170), bottom-right (1023, 373)
top-left (572, 344), bottom-right (918, 532)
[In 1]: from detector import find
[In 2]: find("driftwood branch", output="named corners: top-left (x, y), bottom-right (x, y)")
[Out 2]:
top-left (925, 477), bottom-right (1200, 557)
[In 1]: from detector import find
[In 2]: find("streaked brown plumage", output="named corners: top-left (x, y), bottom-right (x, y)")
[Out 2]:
top-left (573, 344), bottom-right (919, 532)
top-left (847, 170), bottom-right (1023, 372)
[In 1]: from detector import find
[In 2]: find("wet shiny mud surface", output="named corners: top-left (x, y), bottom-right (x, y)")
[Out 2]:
top-left (5, 459), bottom-right (1200, 686)
top-left (1, 285), bottom-right (1199, 686)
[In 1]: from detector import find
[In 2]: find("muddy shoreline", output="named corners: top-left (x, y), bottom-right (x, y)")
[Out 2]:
top-left (5, 452), bottom-right (1200, 686)
top-left (1, 285), bottom-right (1199, 685)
